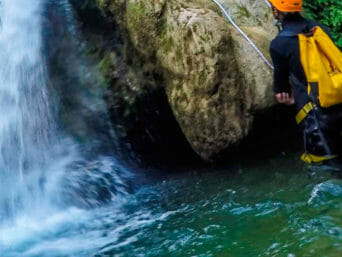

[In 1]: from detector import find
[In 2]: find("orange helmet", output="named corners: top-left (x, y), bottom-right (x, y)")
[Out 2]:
top-left (269, 0), bottom-right (302, 12)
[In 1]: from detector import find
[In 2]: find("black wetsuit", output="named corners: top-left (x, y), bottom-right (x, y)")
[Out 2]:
top-left (270, 14), bottom-right (342, 161)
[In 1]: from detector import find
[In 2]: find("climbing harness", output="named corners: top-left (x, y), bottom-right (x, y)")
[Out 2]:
top-left (299, 101), bottom-right (337, 164)
top-left (211, 0), bottom-right (274, 70)
top-left (301, 153), bottom-right (337, 164)
top-left (296, 102), bottom-right (315, 124)
top-left (301, 108), bottom-right (337, 164)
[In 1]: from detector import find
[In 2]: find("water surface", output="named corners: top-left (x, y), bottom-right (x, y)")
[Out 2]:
top-left (2, 154), bottom-right (342, 257)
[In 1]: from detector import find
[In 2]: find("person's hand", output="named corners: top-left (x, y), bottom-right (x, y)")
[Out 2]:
top-left (275, 92), bottom-right (295, 106)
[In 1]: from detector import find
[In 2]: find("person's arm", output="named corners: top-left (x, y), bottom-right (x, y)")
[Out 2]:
top-left (270, 40), bottom-right (295, 105)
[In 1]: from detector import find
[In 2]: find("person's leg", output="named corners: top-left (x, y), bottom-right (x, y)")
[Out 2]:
top-left (300, 106), bottom-right (342, 170)
top-left (301, 108), bottom-right (328, 157)
top-left (318, 105), bottom-right (342, 172)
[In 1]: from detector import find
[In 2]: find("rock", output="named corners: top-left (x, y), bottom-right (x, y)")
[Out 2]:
top-left (72, 0), bottom-right (279, 161)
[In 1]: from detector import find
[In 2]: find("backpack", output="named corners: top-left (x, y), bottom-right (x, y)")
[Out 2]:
top-left (283, 26), bottom-right (342, 108)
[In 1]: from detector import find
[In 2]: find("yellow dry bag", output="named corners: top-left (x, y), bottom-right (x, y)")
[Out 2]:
top-left (299, 26), bottom-right (342, 108)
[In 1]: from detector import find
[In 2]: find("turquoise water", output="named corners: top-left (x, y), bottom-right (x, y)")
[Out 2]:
top-left (2, 153), bottom-right (342, 257)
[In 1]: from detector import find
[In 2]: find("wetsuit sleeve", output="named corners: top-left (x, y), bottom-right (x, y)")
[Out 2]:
top-left (270, 40), bottom-right (291, 94)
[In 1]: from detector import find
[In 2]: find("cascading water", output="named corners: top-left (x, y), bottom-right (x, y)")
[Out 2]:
top-left (0, 0), bottom-right (136, 253)
top-left (0, 0), bottom-right (64, 220)
top-left (0, 0), bottom-right (130, 228)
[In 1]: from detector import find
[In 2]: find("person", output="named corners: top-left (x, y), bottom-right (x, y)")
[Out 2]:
top-left (268, 0), bottom-right (342, 169)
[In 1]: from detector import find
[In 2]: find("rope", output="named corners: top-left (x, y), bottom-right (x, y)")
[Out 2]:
top-left (211, 0), bottom-right (274, 70)
top-left (263, 0), bottom-right (272, 8)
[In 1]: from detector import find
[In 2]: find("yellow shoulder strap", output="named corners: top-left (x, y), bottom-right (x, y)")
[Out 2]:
top-left (296, 102), bottom-right (315, 124)
top-left (301, 153), bottom-right (337, 164)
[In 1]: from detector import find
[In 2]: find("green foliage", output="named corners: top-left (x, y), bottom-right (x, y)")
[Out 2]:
top-left (303, 0), bottom-right (342, 47)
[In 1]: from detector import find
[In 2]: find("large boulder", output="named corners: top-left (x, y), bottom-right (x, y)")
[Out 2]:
top-left (75, 0), bottom-right (278, 161)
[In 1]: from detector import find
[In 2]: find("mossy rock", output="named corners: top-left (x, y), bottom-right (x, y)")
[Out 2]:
top-left (74, 0), bottom-right (279, 161)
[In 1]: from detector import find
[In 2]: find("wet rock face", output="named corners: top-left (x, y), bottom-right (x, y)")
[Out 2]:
top-left (156, 1), bottom-right (276, 160)
top-left (73, 0), bottom-right (278, 161)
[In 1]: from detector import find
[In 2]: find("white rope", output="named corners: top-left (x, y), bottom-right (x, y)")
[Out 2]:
top-left (211, 0), bottom-right (274, 70)
top-left (263, 0), bottom-right (272, 8)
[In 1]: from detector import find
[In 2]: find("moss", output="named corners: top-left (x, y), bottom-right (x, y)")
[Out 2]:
top-left (98, 52), bottom-right (116, 87)
top-left (198, 71), bottom-right (207, 85)
top-left (175, 46), bottom-right (184, 63)
top-left (236, 5), bottom-right (251, 19)
top-left (162, 36), bottom-right (174, 53)
top-left (126, 1), bottom-right (148, 34)
top-left (160, 27), bottom-right (174, 54)
top-left (95, 0), bottom-right (107, 9)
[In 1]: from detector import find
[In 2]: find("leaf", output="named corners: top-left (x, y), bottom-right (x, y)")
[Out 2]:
top-left (304, 0), bottom-right (342, 47)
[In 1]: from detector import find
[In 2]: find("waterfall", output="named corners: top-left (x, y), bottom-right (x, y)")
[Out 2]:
top-left (0, 0), bottom-right (63, 220)
top-left (0, 0), bottom-right (130, 224)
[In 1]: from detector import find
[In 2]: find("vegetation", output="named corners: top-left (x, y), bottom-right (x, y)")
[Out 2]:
top-left (304, 0), bottom-right (342, 47)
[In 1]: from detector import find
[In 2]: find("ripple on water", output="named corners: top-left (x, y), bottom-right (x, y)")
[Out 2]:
top-left (3, 154), bottom-right (342, 257)
top-left (308, 180), bottom-right (342, 206)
